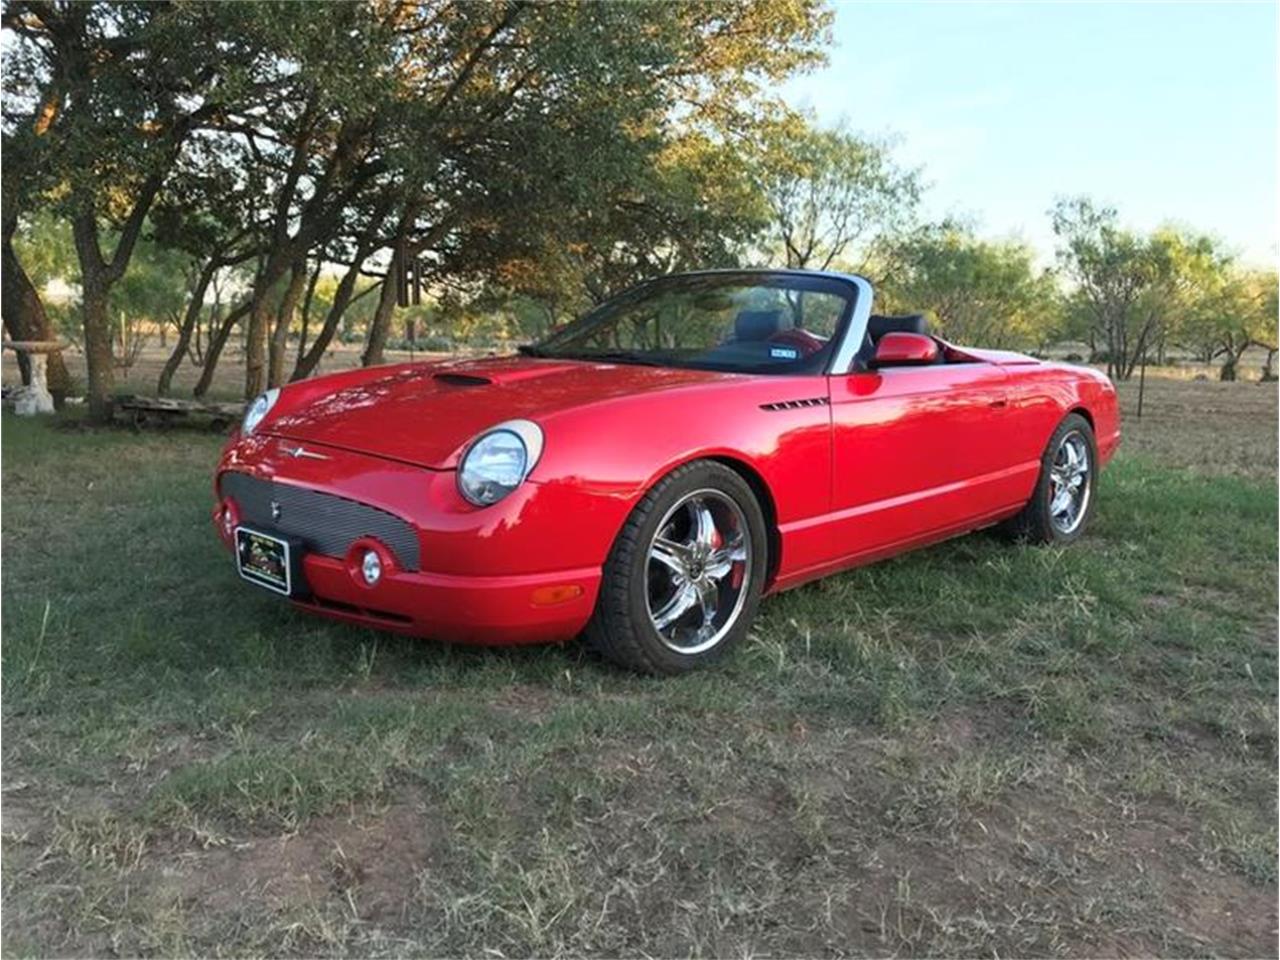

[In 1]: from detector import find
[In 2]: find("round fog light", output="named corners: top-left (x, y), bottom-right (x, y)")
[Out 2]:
top-left (361, 550), bottom-right (382, 585)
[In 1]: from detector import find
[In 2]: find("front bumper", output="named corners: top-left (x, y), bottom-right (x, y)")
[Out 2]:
top-left (213, 433), bottom-right (609, 645)
top-left (292, 552), bottom-right (600, 645)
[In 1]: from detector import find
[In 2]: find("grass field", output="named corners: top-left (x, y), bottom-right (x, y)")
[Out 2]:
top-left (2, 374), bottom-right (1276, 957)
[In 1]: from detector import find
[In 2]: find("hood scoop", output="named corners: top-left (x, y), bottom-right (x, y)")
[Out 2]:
top-left (433, 372), bottom-right (492, 387)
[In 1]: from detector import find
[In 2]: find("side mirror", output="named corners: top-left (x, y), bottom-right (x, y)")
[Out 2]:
top-left (872, 332), bottom-right (939, 367)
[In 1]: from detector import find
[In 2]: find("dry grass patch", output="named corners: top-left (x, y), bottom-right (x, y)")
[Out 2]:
top-left (2, 373), bottom-right (1275, 956)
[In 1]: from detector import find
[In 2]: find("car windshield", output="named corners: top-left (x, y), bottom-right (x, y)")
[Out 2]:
top-left (525, 273), bottom-right (854, 374)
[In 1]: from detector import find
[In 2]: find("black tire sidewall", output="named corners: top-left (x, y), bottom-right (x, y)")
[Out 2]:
top-left (1034, 413), bottom-right (1098, 545)
top-left (611, 461), bottom-right (767, 674)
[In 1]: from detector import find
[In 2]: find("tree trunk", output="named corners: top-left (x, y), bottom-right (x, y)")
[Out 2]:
top-left (295, 260), bottom-right (322, 367)
top-left (361, 264), bottom-right (400, 367)
top-left (268, 260), bottom-right (308, 388)
top-left (157, 259), bottom-right (217, 396)
top-left (193, 300), bottom-right (253, 398)
top-left (2, 218), bottom-right (72, 396)
top-left (80, 273), bottom-right (115, 421)
top-left (291, 263), bottom-right (366, 381)
top-left (1263, 347), bottom-right (1277, 382)
top-left (244, 294), bottom-right (272, 399)
top-left (291, 202), bottom-right (395, 380)
top-left (1219, 338), bottom-right (1249, 382)
top-left (69, 173), bottom-right (164, 422)
top-left (1220, 346), bottom-right (1247, 381)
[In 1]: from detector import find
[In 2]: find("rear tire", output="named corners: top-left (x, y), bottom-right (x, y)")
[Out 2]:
top-left (585, 460), bottom-right (767, 675)
top-left (1004, 413), bottom-right (1097, 545)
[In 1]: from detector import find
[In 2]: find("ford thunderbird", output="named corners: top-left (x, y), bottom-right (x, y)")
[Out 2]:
top-left (213, 269), bottom-right (1120, 673)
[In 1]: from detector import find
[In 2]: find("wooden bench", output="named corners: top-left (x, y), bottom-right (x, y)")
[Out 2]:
top-left (114, 395), bottom-right (246, 431)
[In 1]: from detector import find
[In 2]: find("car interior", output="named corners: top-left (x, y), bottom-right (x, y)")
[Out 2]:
top-left (687, 307), bottom-right (832, 370)
top-left (723, 305), bottom-right (947, 361)
top-left (712, 307), bottom-right (961, 371)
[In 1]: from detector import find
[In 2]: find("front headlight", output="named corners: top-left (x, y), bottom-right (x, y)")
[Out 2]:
top-left (242, 387), bottom-right (280, 436)
top-left (458, 419), bottom-right (544, 506)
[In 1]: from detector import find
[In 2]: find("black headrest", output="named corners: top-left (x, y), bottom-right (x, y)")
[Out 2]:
top-left (869, 314), bottom-right (929, 340)
top-left (735, 309), bottom-right (782, 341)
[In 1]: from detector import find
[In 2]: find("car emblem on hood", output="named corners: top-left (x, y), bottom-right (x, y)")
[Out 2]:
top-left (270, 500), bottom-right (282, 521)
top-left (282, 444), bottom-right (329, 461)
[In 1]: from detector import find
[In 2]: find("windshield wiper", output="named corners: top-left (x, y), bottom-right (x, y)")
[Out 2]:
top-left (519, 348), bottom-right (673, 367)
top-left (570, 350), bottom-right (672, 367)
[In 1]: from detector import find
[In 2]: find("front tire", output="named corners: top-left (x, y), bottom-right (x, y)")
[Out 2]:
top-left (1005, 413), bottom-right (1098, 544)
top-left (586, 460), bottom-right (767, 675)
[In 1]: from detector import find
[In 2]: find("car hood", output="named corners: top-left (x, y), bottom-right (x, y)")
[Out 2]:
top-left (264, 356), bottom-right (739, 469)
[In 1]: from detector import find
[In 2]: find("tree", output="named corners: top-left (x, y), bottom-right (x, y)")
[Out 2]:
top-left (490, 130), bottom-right (771, 319)
top-left (107, 234), bottom-right (191, 372)
top-left (753, 116), bottom-right (919, 272)
top-left (1, 108), bottom-right (72, 393)
top-left (1251, 272), bottom-right (1279, 381)
top-left (1183, 268), bottom-right (1279, 381)
top-left (1051, 197), bottom-right (1173, 380)
top-left (5, 0), bottom-right (834, 404)
top-left (877, 221), bottom-right (1059, 349)
top-left (2, 1), bottom-right (276, 419)
top-left (1, 212), bottom-right (72, 394)
top-left (149, 154), bottom-right (260, 395)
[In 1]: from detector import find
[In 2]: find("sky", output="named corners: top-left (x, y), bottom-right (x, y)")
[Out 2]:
top-left (781, 1), bottom-right (1277, 266)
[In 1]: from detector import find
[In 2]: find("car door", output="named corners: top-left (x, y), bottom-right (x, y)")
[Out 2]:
top-left (824, 359), bottom-right (1025, 564)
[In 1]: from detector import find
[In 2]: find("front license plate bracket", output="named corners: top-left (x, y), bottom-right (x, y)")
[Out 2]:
top-left (235, 526), bottom-right (308, 597)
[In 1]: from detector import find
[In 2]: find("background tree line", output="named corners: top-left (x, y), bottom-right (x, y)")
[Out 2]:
top-left (3, 0), bottom-right (1275, 422)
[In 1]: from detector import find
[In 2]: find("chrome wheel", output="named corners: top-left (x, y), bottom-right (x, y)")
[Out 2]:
top-left (1049, 430), bottom-right (1091, 535)
top-left (645, 488), bottom-right (752, 655)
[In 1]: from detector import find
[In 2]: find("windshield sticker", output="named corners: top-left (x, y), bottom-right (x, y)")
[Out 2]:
top-left (770, 346), bottom-right (799, 360)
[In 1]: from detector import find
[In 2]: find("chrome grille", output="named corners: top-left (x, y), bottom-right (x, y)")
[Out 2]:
top-left (219, 471), bottom-right (421, 571)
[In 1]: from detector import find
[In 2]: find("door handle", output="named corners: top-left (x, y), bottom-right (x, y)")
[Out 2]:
top-left (989, 398), bottom-right (1008, 408)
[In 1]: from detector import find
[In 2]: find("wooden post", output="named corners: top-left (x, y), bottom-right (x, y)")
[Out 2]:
top-left (1137, 347), bottom-right (1147, 419)
top-left (395, 244), bottom-right (409, 308)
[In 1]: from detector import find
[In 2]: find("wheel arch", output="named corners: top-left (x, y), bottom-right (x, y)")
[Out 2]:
top-left (624, 450), bottom-right (783, 590)
top-left (1066, 405), bottom-right (1095, 430)
top-left (706, 454), bottom-right (782, 589)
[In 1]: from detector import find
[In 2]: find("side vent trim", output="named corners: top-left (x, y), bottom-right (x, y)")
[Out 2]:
top-left (760, 397), bottom-right (830, 411)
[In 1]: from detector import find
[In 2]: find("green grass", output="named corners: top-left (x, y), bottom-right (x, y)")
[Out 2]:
top-left (2, 402), bottom-right (1276, 957)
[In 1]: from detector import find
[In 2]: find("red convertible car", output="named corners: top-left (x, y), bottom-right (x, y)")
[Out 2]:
top-left (214, 270), bottom-right (1119, 673)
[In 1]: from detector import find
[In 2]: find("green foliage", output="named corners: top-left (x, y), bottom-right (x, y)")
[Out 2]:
top-left (11, 211), bottom-right (75, 292)
top-left (878, 221), bottom-right (1059, 349)
top-left (4, 1), bottom-right (1263, 388)
top-left (1053, 200), bottom-right (1277, 379)
top-left (3, 0), bottom-right (838, 398)
top-left (1052, 198), bottom-right (1188, 378)
top-left (752, 114), bottom-right (921, 271)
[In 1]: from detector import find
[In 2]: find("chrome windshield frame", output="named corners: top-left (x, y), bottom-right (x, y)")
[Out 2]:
top-left (824, 274), bottom-right (874, 375)
top-left (528, 268), bottom-right (876, 376)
